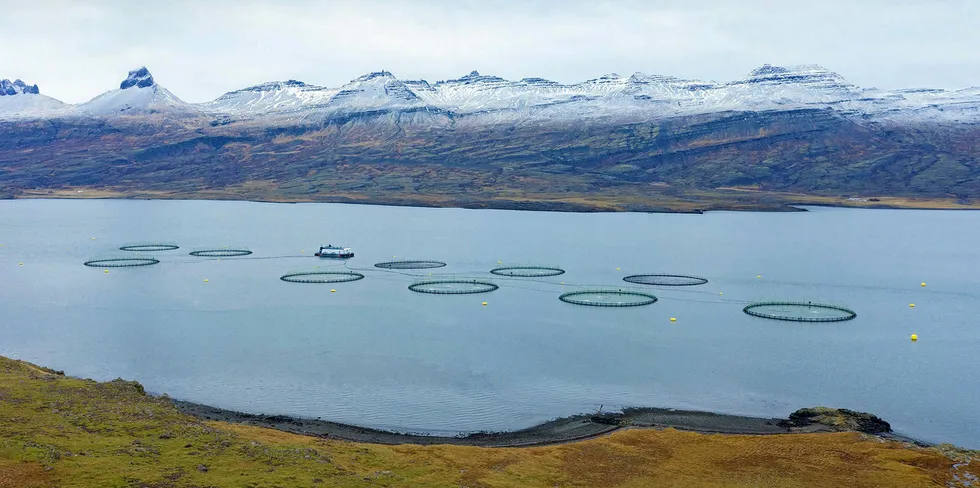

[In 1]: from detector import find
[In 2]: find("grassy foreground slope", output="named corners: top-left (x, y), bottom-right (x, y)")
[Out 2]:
top-left (1, 356), bottom-right (977, 488)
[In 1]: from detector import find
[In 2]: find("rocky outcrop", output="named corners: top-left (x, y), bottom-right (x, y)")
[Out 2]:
top-left (780, 407), bottom-right (892, 434)
top-left (0, 78), bottom-right (40, 96)
top-left (119, 67), bottom-right (155, 89)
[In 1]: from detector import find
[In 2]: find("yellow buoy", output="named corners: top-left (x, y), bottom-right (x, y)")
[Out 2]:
top-left (482, 301), bottom-right (487, 306)
top-left (670, 317), bottom-right (677, 322)
top-left (301, 250), bottom-right (304, 253)
top-left (719, 292), bottom-right (723, 295)
top-left (204, 279), bottom-right (209, 282)
top-left (909, 303), bottom-right (915, 308)
top-left (19, 262), bottom-right (23, 266)
top-left (921, 282), bottom-right (926, 287)
top-left (91, 237), bottom-right (96, 240)
top-left (561, 281), bottom-right (565, 285)
top-left (330, 289), bottom-right (336, 293)
top-left (104, 270), bottom-right (109, 273)
top-left (616, 267), bottom-right (621, 271)
top-left (498, 261), bottom-right (502, 264)
top-left (910, 333), bottom-right (918, 341)
top-left (757, 275), bottom-right (762, 279)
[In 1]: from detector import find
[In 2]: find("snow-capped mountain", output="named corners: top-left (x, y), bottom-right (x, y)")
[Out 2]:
top-left (197, 64), bottom-right (980, 124)
top-left (202, 80), bottom-right (337, 114)
top-left (2, 64), bottom-right (979, 125)
top-left (0, 78), bottom-right (68, 118)
top-left (76, 67), bottom-right (196, 116)
top-left (204, 71), bottom-right (428, 118)
top-left (3, 64), bottom-right (980, 208)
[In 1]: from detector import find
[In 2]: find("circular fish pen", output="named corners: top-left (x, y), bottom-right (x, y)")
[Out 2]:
top-left (408, 280), bottom-right (499, 295)
top-left (559, 290), bottom-right (658, 307)
top-left (189, 249), bottom-right (253, 257)
top-left (742, 302), bottom-right (857, 322)
top-left (623, 274), bottom-right (708, 286)
top-left (280, 271), bottom-right (365, 284)
top-left (490, 266), bottom-right (565, 277)
top-left (374, 260), bottom-right (447, 270)
top-left (119, 244), bottom-right (179, 252)
top-left (84, 258), bottom-right (160, 268)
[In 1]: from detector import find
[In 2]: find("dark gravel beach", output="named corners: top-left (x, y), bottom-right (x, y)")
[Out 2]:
top-left (174, 401), bottom-right (845, 447)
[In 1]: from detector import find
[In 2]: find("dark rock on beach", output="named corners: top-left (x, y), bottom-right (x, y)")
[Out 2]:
top-left (780, 407), bottom-right (892, 434)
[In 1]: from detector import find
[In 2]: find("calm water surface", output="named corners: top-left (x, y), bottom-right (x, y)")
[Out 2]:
top-left (1, 199), bottom-right (977, 447)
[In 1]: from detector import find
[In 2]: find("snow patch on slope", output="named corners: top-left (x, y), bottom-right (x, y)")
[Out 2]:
top-left (203, 80), bottom-right (338, 114)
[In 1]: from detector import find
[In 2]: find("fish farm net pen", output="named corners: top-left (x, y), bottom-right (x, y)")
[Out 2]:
top-left (189, 249), bottom-right (253, 257)
top-left (374, 260), bottom-right (448, 270)
top-left (83, 258), bottom-right (160, 268)
top-left (558, 290), bottom-right (659, 307)
top-left (490, 266), bottom-right (566, 277)
top-left (623, 274), bottom-right (708, 286)
top-left (279, 271), bottom-right (365, 283)
top-left (408, 280), bottom-right (499, 294)
top-left (119, 244), bottom-right (179, 252)
top-left (742, 301), bottom-right (857, 322)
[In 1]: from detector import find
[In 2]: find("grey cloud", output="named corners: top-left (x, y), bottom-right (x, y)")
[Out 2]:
top-left (1, 0), bottom-right (977, 103)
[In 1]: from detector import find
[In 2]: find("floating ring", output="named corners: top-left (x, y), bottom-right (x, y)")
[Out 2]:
top-left (119, 244), bottom-right (179, 252)
top-left (374, 260), bottom-right (447, 270)
top-left (408, 280), bottom-right (499, 294)
top-left (190, 249), bottom-right (253, 257)
top-left (84, 258), bottom-right (160, 268)
top-left (559, 290), bottom-right (658, 307)
top-left (280, 271), bottom-right (365, 283)
top-left (742, 302), bottom-right (856, 322)
top-left (623, 274), bottom-right (708, 286)
top-left (490, 266), bottom-right (565, 277)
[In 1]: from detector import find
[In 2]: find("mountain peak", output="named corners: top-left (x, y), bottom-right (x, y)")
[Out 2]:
top-left (436, 70), bottom-right (508, 86)
top-left (742, 63), bottom-right (850, 89)
top-left (120, 67), bottom-right (155, 90)
top-left (0, 78), bottom-right (41, 96)
top-left (746, 64), bottom-right (835, 79)
top-left (748, 64), bottom-right (790, 77)
top-left (352, 71), bottom-right (396, 83)
top-left (230, 79), bottom-right (316, 93)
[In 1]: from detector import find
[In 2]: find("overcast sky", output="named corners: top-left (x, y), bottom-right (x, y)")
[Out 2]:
top-left (2, 0), bottom-right (978, 103)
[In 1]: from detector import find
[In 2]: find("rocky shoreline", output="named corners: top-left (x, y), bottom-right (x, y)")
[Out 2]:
top-left (175, 401), bottom-right (913, 448)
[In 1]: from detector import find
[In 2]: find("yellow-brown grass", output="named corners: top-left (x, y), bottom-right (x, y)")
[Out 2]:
top-left (1, 355), bottom-right (977, 487)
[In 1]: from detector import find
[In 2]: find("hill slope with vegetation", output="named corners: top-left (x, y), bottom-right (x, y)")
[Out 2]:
top-left (1, 355), bottom-right (977, 487)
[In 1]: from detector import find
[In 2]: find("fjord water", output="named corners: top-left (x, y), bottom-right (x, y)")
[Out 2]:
top-left (1, 199), bottom-right (978, 448)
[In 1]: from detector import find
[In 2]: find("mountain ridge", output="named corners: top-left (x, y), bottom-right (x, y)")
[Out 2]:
top-left (2, 65), bottom-right (979, 123)
top-left (1, 65), bottom-right (978, 211)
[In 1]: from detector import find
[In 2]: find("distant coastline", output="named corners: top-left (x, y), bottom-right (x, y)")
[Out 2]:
top-left (9, 186), bottom-right (980, 213)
